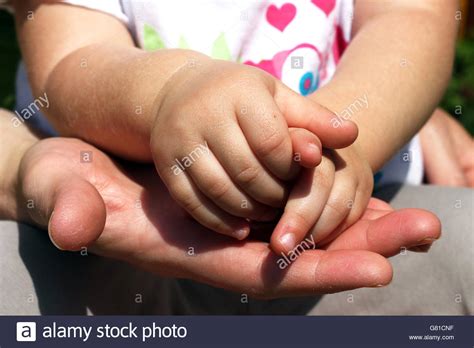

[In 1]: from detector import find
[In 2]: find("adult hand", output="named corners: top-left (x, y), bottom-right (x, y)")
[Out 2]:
top-left (16, 138), bottom-right (441, 299)
top-left (420, 108), bottom-right (474, 187)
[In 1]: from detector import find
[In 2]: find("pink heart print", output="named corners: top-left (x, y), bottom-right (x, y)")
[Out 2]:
top-left (311, 0), bottom-right (336, 16)
top-left (266, 3), bottom-right (297, 32)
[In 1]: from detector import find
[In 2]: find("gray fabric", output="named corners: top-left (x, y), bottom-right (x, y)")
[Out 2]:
top-left (307, 184), bottom-right (474, 315)
top-left (1, 185), bottom-right (472, 315)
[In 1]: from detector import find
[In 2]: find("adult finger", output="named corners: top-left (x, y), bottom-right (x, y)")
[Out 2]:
top-left (314, 197), bottom-right (390, 247)
top-left (178, 240), bottom-right (392, 299)
top-left (366, 197), bottom-right (393, 211)
top-left (326, 208), bottom-right (441, 258)
top-left (420, 111), bottom-right (467, 186)
top-left (20, 168), bottom-right (106, 251)
top-left (444, 110), bottom-right (474, 187)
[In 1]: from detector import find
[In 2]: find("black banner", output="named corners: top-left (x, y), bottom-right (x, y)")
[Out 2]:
top-left (1, 316), bottom-right (472, 347)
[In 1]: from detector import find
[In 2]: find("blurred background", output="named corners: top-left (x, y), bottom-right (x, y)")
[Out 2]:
top-left (0, 3), bottom-right (473, 134)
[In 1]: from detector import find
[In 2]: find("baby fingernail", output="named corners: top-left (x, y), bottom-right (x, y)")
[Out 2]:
top-left (233, 228), bottom-right (249, 240)
top-left (280, 232), bottom-right (296, 251)
top-left (308, 142), bottom-right (320, 153)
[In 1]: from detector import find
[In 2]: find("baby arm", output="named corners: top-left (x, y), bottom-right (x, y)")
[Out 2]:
top-left (311, 0), bottom-right (458, 171)
top-left (14, 1), bottom-right (359, 238)
top-left (13, 0), bottom-right (208, 161)
top-left (271, 0), bottom-right (458, 253)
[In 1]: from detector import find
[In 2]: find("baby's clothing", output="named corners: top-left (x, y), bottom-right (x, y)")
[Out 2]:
top-left (14, 0), bottom-right (423, 185)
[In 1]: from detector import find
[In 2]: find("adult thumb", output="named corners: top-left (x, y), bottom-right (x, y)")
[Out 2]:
top-left (34, 176), bottom-right (106, 251)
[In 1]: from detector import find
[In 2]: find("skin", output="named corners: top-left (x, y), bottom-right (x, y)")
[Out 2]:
top-left (271, 0), bottom-right (459, 253)
top-left (150, 59), bottom-right (356, 238)
top-left (0, 109), bottom-right (441, 298)
top-left (13, 1), bottom-right (457, 252)
top-left (13, 0), bottom-right (357, 240)
top-left (272, 147), bottom-right (373, 253)
top-left (420, 108), bottom-right (474, 187)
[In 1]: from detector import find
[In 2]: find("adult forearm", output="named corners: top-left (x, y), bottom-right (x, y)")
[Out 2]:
top-left (310, 7), bottom-right (457, 171)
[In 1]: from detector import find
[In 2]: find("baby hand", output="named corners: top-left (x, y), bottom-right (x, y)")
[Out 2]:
top-left (270, 146), bottom-right (374, 253)
top-left (151, 58), bottom-right (357, 239)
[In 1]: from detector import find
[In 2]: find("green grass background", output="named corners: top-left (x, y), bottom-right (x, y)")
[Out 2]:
top-left (1, 10), bottom-right (473, 134)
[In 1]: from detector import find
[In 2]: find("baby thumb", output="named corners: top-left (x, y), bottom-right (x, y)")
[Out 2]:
top-left (275, 81), bottom-right (358, 149)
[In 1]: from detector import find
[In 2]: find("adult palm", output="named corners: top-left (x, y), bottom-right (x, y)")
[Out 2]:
top-left (18, 138), bottom-right (440, 299)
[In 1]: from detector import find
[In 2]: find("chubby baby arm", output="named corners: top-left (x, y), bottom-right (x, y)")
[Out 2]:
top-left (270, 0), bottom-right (458, 252)
top-left (14, 0), bottom-right (358, 239)
top-left (14, 0), bottom-right (212, 161)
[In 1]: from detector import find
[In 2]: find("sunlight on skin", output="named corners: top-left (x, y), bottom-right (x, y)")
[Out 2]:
top-left (16, 138), bottom-right (441, 299)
